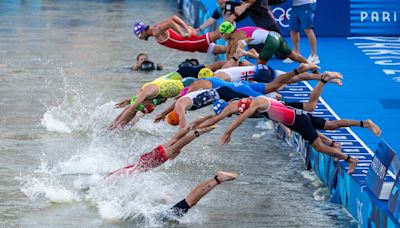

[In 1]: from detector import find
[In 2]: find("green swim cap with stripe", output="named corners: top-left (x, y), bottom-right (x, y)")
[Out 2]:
top-left (130, 96), bottom-right (144, 111)
top-left (219, 21), bottom-right (235, 34)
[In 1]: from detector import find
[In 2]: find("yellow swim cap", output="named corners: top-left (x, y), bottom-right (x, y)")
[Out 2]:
top-left (198, 68), bottom-right (214, 78)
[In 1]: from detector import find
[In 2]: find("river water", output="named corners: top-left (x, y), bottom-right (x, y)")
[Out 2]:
top-left (0, 0), bottom-right (357, 227)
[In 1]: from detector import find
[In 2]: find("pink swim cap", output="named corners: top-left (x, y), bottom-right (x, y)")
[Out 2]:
top-left (179, 86), bottom-right (190, 97)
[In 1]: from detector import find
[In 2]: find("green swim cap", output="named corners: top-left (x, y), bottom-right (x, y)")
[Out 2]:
top-left (219, 21), bottom-right (235, 34)
top-left (130, 96), bottom-right (144, 111)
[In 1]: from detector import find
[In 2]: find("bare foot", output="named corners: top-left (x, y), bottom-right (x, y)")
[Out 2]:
top-left (364, 119), bottom-right (382, 137)
top-left (297, 63), bottom-right (320, 73)
top-left (322, 71), bottom-right (343, 86)
top-left (347, 157), bottom-right (359, 174)
top-left (216, 171), bottom-right (237, 182)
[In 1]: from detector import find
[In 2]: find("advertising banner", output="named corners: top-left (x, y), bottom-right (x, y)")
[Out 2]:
top-left (350, 0), bottom-right (400, 36)
top-left (365, 140), bottom-right (398, 200)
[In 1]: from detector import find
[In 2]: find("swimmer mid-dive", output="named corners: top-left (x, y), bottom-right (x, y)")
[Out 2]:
top-left (211, 42), bottom-right (340, 84)
top-left (194, 75), bottom-right (346, 150)
top-left (107, 116), bottom-right (216, 177)
top-left (156, 63), bottom-right (332, 128)
top-left (108, 75), bottom-right (198, 129)
top-left (186, 62), bottom-right (321, 95)
top-left (219, 96), bottom-right (381, 174)
top-left (219, 22), bottom-right (307, 65)
top-left (133, 15), bottom-right (226, 54)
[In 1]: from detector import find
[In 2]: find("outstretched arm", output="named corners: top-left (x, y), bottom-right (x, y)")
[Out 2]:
top-left (220, 105), bottom-right (258, 145)
top-left (189, 114), bottom-right (214, 129)
top-left (175, 98), bottom-right (191, 129)
top-left (195, 102), bottom-right (239, 129)
top-left (110, 86), bottom-right (157, 128)
top-left (114, 97), bottom-right (132, 109)
top-left (154, 99), bottom-right (177, 122)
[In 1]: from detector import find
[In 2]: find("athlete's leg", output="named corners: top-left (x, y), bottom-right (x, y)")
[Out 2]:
top-left (303, 81), bottom-right (325, 112)
top-left (311, 137), bottom-right (359, 174)
top-left (264, 63), bottom-right (319, 93)
top-left (317, 132), bottom-right (342, 151)
top-left (185, 171), bottom-right (237, 207)
top-left (287, 51), bottom-right (308, 63)
top-left (257, 36), bottom-right (281, 65)
top-left (323, 119), bottom-right (381, 137)
top-left (169, 171), bottom-right (237, 218)
top-left (285, 72), bottom-right (320, 84)
top-left (302, 72), bottom-right (343, 112)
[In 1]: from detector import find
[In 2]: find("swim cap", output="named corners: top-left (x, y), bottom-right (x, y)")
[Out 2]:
top-left (130, 96), bottom-right (144, 111)
top-left (178, 59), bottom-right (199, 68)
top-left (150, 96), bottom-right (165, 106)
top-left (238, 98), bottom-right (252, 114)
top-left (213, 99), bottom-right (228, 115)
top-left (133, 22), bottom-right (149, 36)
top-left (179, 86), bottom-right (190, 97)
top-left (219, 21), bottom-right (235, 34)
top-left (198, 68), bottom-right (214, 78)
top-left (140, 60), bottom-right (155, 71)
top-left (166, 111), bottom-right (179, 126)
top-left (181, 77), bottom-right (197, 87)
top-left (141, 103), bottom-right (155, 114)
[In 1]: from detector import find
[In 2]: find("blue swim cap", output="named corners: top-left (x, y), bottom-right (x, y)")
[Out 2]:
top-left (133, 22), bottom-right (149, 36)
top-left (213, 99), bottom-right (227, 115)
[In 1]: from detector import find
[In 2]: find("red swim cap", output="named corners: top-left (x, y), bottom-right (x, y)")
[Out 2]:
top-left (166, 111), bottom-right (179, 126)
top-left (141, 103), bottom-right (155, 114)
top-left (238, 98), bottom-right (252, 114)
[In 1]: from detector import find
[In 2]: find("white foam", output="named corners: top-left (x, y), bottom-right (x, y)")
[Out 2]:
top-left (41, 112), bottom-right (72, 133)
top-left (19, 175), bottom-right (75, 203)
